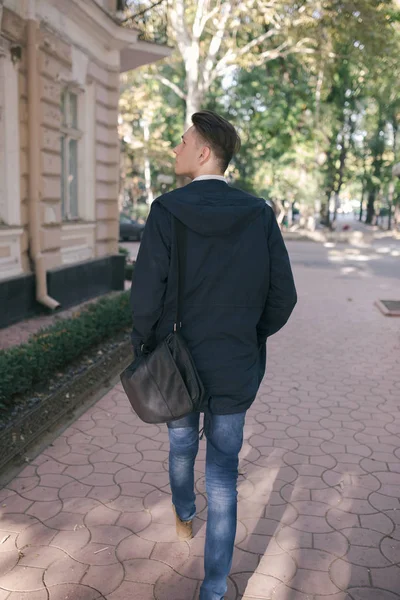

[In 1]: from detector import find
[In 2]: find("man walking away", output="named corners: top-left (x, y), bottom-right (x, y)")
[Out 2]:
top-left (130, 110), bottom-right (297, 600)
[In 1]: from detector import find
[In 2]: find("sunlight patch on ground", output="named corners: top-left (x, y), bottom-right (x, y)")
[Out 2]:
top-left (343, 248), bottom-right (362, 254)
top-left (339, 266), bottom-right (369, 277)
top-left (328, 253), bottom-right (376, 263)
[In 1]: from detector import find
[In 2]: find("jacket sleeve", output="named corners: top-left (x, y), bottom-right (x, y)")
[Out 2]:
top-left (257, 206), bottom-right (297, 343)
top-left (130, 201), bottom-right (171, 356)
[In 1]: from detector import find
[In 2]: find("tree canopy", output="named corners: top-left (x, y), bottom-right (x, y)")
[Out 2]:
top-left (119, 0), bottom-right (400, 228)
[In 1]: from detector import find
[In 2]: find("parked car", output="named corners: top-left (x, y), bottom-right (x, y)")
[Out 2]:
top-left (119, 214), bottom-right (145, 241)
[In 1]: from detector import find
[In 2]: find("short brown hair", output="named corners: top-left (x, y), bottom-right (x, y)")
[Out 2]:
top-left (191, 110), bottom-right (241, 172)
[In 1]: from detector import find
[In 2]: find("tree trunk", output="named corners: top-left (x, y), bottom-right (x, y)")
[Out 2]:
top-left (142, 117), bottom-right (154, 205)
top-left (144, 157), bottom-right (153, 205)
top-left (131, 181), bottom-right (137, 212)
top-left (322, 193), bottom-right (331, 228)
top-left (185, 83), bottom-right (202, 130)
top-left (275, 199), bottom-right (286, 228)
top-left (177, 45), bottom-right (203, 188)
top-left (184, 39), bottom-right (202, 130)
top-left (315, 68), bottom-right (324, 130)
top-left (387, 180), bottom-right (394, 231)
top-left (359, 178), bottom-right (366, 221)
top-left (394, 202), bottom-right (400, 228)
top-left (366, 109), bottom-right (385, 224)
top-left (366, 188), bottom-right (376, 224)
top-left (332, 137), bottom-right (347, 227)
top-left (175, 85), bottom-right (202, 188)
top-left (332, 192), bottom-right (339, 226)
top-left (389, 117), bottom-right (397, 231)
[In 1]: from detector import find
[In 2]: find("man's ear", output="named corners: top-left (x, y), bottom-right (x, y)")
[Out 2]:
top-left (199, 145), bottom-right (212, 165)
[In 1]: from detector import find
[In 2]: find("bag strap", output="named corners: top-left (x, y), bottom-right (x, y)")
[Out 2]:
top-left (174, 217), bottom-right (186, 333)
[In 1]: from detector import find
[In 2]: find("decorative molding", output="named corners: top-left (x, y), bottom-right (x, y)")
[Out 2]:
top-left (60, 222), bottom-right (95, 265)
top-left (0, 37), bottom-right (7, 57)
top-left (79, 81), bottom-right (96, 222)
top-left (40, 0), bottom-right (137, 58)
top-left (71, 46), bottom-right (89, 86)
top-left (0, 49), bottom-right (21, 227)
top-left (61, 222), bottom-right (96, 232)
top-left (37, 0), bottom-right (170, 74)
top-left (0, 227), bottom-right (23, 280)
top-left (39, 18), bottom-right (120, 75)
top-left (120, 40), bottom-right (172, 72)
top-left (0, 227), bottom-right (24, 237)
top-left (44, 205), bottom-right (58, 225)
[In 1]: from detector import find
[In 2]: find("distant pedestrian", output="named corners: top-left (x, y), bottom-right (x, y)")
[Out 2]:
top-left (130, 110), bottom-right (297, 600)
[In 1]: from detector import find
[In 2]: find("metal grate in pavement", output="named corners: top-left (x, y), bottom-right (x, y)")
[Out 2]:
top-left (375, 299), bottom-right (400, 316)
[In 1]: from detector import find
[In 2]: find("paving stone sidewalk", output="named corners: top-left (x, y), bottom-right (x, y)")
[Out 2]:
top-left (0, 253), bottom-right (399, 600)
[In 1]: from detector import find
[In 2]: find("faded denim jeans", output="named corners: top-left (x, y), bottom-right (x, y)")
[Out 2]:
top-left (167, 410), bottom-right (246, 600)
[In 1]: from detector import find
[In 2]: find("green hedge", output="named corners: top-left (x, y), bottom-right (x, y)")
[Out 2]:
top-left (118, 246), bottom-right (130, 259)
top-left (0, 291), bottom-right (132, 408)
top-left (125, 262), bottom-right (135, 281)
top-left (119, 247), bottom-right (135, 281)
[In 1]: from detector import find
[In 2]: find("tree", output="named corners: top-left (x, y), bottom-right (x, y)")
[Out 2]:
top-left (118, 0), bottom-right (400, 227)
top-left (119, 69), bottom-right (183, 213)
top-left (125, 0), bottom-right (316, 130)
top-left (305, 0), bottom-right (399, 226)
top-left (213, 54), bottom-right (316, 221)
top-left (321, 54), bottom-right (362, 227)
top-left (363, 34), bottom-right (400, 224)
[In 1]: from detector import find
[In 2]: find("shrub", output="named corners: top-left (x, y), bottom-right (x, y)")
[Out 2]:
top-left (0, 291), bottom-right (132, 408)
top-left (119, 246), bottom-right (130, 259)
top-left (125, 261), bottom-right (135, 281)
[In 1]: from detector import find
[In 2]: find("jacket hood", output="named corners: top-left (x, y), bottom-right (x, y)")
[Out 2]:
top-left (158, 180), bottom-right (266, 237)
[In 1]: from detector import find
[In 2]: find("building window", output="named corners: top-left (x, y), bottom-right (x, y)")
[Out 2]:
top-left (60, 89), bottom-right (82, 220)
top-left (0, 50), bottom-right (21, 226)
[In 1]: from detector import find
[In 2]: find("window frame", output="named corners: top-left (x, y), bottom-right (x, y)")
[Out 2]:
top-left (0, 48), bottom-right (21, 227)
top-left (60, 86), bottom-right (83, 221)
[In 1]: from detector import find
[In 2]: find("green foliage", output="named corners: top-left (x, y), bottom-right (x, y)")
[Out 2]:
top-left (125, 262), bottom-right (136, 281)
top-left (119, 65), bottom-right (184, 208)
top-left (119, 0), bottom-right (400, 226)
top-left (129, 204), bottom-right (151, 221)
top-left (217, 57), bottom-right (315, 197)
top-left (0, 293), bottom-right (132, 408)
top-left (118, 246), bottom-right (130, 258)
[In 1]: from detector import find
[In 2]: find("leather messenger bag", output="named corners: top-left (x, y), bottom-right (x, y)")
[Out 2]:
top-left (120, 217), bottom-right (205, 424)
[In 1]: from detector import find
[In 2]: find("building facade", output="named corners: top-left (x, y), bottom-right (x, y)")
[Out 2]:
top-left (0, 0), bottom-right (170, 328)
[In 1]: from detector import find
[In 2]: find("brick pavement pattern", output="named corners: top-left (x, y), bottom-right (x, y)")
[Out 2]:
top-left (0, 257), bottom-right (400, 600)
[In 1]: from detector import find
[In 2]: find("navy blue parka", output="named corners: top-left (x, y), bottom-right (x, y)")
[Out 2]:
top-left (130, 179), bottom-right (297, 414)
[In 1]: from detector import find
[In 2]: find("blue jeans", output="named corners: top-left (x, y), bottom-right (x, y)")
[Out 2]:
top-left (168, 410), bottom-right (246, 600)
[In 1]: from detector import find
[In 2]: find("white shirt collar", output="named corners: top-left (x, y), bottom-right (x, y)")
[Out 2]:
top-left (191, 175), bottom-right (227, 183)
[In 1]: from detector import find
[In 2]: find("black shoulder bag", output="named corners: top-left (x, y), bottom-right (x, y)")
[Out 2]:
top-left (120, 217), bottom-right (205, 424)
